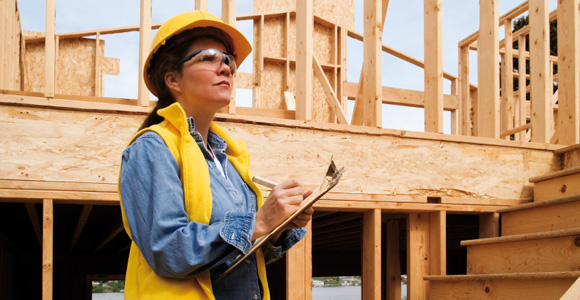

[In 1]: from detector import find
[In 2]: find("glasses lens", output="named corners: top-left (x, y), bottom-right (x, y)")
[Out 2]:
top-left (185, 49), bottom-right (237, 75)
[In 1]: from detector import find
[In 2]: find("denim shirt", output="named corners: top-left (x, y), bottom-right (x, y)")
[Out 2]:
top-left (119, 118), bottom-right (306, 299)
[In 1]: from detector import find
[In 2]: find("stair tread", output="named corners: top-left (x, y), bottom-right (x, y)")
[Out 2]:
top-left (461, 227), bottom-right (580, 247)
top-left (555, 143), bottom-right (580, 155)
top-left (497, 194), bottom-right (580, 213)
top-left (529, 166), bottom-right (580, 183)
top-left (425, 271), bottom-right (580, 282)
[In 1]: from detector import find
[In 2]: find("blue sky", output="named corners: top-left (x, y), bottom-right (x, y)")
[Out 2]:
top-left (17, 0), bottom-right (558, 133)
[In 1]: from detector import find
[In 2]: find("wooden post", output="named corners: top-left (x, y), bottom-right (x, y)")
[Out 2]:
top-left (477, 0), bottom-right (499, 138)
top-left (385, 219), bottom-right (401, 300)
top-left (458, 46), bottom-right (471, 136)
top-left (42, 199), bottom-right (53, 300)
top-left (517, 35), bottom-right (528, 141)
top-left (44, 0), bottom-right (56, 98)
top-left (222, 0), bottom-right (237, 114)
top-left (407, 213), bottom-right (429, 300)
top-left (363, 209), bottom-right (381, 300)
top-left (296, 0), bottom-right (313, 121)
top-left (352, 0), bottom-right (389, 126)
top-left (479, 212), bottom-right (499, 238)
top-left (95, 32), bottom-right (101, 97)
top-left (429, 211), bottom-right (446, 276)
top-left (137, 0), bottom-right (152, 106)
top-left (253, 15), bottom-right (264, 108)
top-left (424, 0), bottom-right (443, 133)
top-left (195, 0), bottom-right (208, 11)
top-left (529, 0), bottom-right (551, 143)
top-left (557, 0), bottom-right (580, 145)
top-left (501, 19), bottom-right (514, 139)
top-left (286, 222), bottom-right (312, 300)
top-left (362, 0), bottom-right (383, 127)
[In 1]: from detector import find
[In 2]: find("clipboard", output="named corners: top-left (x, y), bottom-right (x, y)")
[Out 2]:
top-left (218, 159), bottom-right (345, 281)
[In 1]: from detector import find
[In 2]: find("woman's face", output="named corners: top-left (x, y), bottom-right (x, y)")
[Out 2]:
top-left (169, 37), bottom-right (234, 117)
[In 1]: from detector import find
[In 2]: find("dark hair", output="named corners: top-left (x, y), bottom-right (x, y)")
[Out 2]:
top-left (139, 28), bottom-right (232, 131)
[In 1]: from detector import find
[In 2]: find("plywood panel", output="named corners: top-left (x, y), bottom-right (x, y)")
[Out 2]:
top-left (0, 104), bottom-right (558, 201)
top-left (24, 37), bottom-right (119, 96)
top-left (253, 0), bottom-right (355, 31)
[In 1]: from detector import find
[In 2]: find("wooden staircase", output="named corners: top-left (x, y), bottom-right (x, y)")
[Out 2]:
top-left (426, 145), bottom-right (580, 300)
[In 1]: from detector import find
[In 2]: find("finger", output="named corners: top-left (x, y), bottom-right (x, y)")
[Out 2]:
top-left (277, 178), bottom-right (302, 189)
top-left (303, 189), bottom-right (314, 199)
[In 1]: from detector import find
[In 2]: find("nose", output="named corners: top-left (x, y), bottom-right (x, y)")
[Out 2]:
top-left (217, 57), bottom-right (232, 76)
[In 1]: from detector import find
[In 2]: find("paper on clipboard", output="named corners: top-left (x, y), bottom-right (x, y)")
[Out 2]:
top-left (218, 159), bottom-right (345, 281)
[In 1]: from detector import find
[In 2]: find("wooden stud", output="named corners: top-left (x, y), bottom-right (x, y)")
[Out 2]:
top-left (362, 0), bottom-right (383, 127)
top-left (296, 0), bottom-right (313, 121)
top-left (69, 205), bottom-right (93, 252)
top-left (424, 0), bottom-right (443, 133)
top-left (283, 91), bottom-right (296, 110)
top-left (137, 0), bottom-right (152, 106)
top-left (407, 213), bottom-right (429, 300)
top-left (253, 15), bottom-right (264, 108)
top-left (556, 0), bottom-right (580, 145)
top-left (560, 276), bottom-right (580, 300)
top-left (285, 12), bottom-right (290, 92)
top-left (501, 19), bottom-right (514, 140)
top-left (385, 219), bottom-right (401, 300)
top-left (222, 0), bottom-right (237, 114)
top-left (312, 55), bottom-right (348, 124)
top-left (42, 199), bottom-right (53, 300)
top-left (286, 221), bottom-right (312, 300)
top-left (517, 35), bottom-right (528, 141)
top-left (458, 46), bottom-right (471, 136)
top-left (529, 0), bottom-right (551, 143)
top-left (477, 0), bottom-right (499, 138)
top-left (95, 32), bottom-right (101, 97)
top-left (95, 224), bottom-right (125, 252)
top-left (44, 0), bottom-right (56, 98)
top-left (429, 211), bottom-right (446, 276)
top-left (362, 209), bottom-right (381, 300)
top-left (195, 0), bottom-right (208, 11)
top-left (25, 203), bottom-right (42, 247)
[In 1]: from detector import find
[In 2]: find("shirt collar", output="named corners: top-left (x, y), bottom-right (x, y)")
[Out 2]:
top-left (187, 117), bottom-right (227, 154)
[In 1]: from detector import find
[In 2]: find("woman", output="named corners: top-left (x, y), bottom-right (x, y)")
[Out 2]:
top-left (119, 11), bottom-right (313, 300)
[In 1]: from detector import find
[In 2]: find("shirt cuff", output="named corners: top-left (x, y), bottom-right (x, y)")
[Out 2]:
top-left (219, 211), bottom-right (256, 254)
top-left (263, 228), bottom-right (306, 257)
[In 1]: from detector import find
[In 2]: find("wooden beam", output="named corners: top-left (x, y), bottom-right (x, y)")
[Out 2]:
top-left (385, 219), bottom-right (401, 300)
top-left (458, 46), bottom-right (471, 136)
top-left (516, 35), bottom-right (528, 141)
top-left (351, 0), bottom-right (388, 125)
top-left (408, 213), bottom-right (429, 300)
top-left (362, 0), bottom-right (383, 127)
top-left (95, 33), bottom-right (101, 97)
top-left (501, 19), bottom-right (514, 140)
top-left (477, 0), bottom-right (499, 138)
top-left (94, 224), bottom-right (125, 252)
top-left (530, 0), bottom-right (551, 143)
top-left (312, 56), bottom-right (348, 124)
top-left (424, 0), bottom-right (444, 133)
top-left (556, 0), bottom-right (580, 145)
top-left (195, 0), bottom-right (208, 11)
top-left (222, 0), bottom-right (237, 114)
top-left (296, 0), bottom-right (313, 121)
top-left (429, 211), bottom-right (446, 276)
top-left (69, 205), bottom-right (93, 252)
top-left (137, 0), bottom-right (152, 106)
top-left (25, 203), bottom-right (42, 247)
top-left (42, 199), bottom-right (53, 300)
top-left (44, 0), bottom-right (56, 98)
top-left (362, 209), bottom-right (381, 300)
top-left (286, 221), bottom-right (312, 300)
top-left (560, 276), bottom-right (580, 300)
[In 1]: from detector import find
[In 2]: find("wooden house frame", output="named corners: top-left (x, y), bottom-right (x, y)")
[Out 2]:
top-left (1, 0), bottom-right (580, 299)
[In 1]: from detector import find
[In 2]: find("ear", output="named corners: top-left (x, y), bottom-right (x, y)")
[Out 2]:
top-left (164, 71), bottom-right (182, 95)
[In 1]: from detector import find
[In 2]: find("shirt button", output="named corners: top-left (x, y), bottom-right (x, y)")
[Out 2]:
top-left (245, 260), bottom-right (251, 265)
top-left (253, 294), bottom-right (258, 300)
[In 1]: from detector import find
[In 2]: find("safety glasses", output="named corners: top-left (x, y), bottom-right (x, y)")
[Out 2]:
top-left (179, 48), bottom-right (237, 75)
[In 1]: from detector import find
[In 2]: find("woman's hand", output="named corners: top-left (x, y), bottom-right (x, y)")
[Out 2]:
top-left (252, 179), bottom-right (314, 241)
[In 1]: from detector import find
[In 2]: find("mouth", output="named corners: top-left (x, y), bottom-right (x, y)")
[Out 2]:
top-left (216, 80), bottom-right (231, 88)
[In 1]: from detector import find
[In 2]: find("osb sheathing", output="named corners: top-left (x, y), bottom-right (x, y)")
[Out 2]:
top-left (0, 104), bottom-right (559, 201)
top-left (23, 34), bottom-right (119, 96)
top-left (0, 0), bottom-right (22, 91)
top-left (253, 0), bottom-right (355, 31)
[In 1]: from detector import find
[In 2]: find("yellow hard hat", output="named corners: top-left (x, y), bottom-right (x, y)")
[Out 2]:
top-left (143, 10), bottom-right (252, 96)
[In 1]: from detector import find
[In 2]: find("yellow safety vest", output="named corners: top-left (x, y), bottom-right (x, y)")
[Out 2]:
top-left (119, 102), bottom-right (270, 300)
